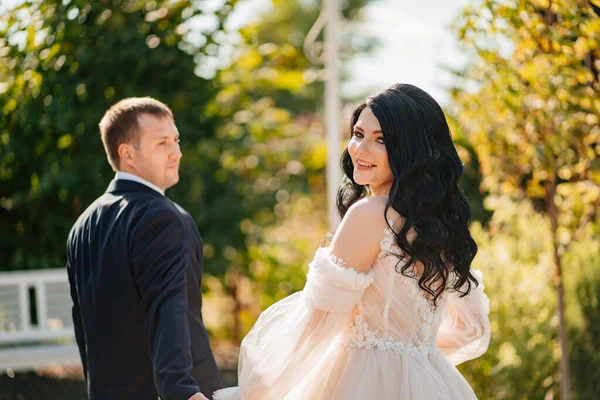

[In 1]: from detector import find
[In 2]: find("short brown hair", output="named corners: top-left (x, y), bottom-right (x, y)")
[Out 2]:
top-left (99, 97), bottom-right (174, 171)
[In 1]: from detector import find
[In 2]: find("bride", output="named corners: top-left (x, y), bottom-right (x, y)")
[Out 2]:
top-left (215, 83), bottom-right (490, 400)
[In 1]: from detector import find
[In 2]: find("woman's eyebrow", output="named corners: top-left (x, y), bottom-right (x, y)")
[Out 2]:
top-left (354, 125), bottom-right (382, 134)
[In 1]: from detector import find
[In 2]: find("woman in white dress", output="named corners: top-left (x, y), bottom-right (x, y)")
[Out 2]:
top-left (214, 83), bottom-right (490, 400)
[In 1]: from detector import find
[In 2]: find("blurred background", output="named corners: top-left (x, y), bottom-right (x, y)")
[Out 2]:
top-left (0, 0), bottom-right (599, 399)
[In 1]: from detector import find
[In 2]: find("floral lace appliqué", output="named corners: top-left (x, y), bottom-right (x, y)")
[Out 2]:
top-left (375, 224), bottom-right (447, 347)
top-left (346, 315), bottom-right (439, 358)
top-left (402, 278), bottom-right (446, 346)
top-left (378, 227), bottom-right (399, 257)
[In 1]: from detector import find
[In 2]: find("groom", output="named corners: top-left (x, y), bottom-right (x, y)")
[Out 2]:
top-left (66, 97), bottom-right (220, 400)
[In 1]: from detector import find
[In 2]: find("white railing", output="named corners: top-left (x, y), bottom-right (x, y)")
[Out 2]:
top-left (0, 269), bottom-right (80, 371)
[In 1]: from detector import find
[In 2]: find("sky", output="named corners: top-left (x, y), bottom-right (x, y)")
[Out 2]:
top-left (215, 0), bottom-right (473, 105)
top-left (221, 0), bottom-right (473, 105)
top-left (343, 0), bottom-right (472, 105)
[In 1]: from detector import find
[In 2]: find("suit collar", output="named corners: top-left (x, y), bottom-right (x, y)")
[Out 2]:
top-left (106, 179), bottom-right (165, 198)
top-left (115, 171), bottom-right (165, 195)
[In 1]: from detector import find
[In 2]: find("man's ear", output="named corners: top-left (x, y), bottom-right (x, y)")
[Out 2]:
top-left (117, 143), bottom-right (134, 167)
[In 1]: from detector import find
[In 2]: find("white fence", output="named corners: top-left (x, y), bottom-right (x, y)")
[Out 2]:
top-left (0, 269), bottom-right (80, 371)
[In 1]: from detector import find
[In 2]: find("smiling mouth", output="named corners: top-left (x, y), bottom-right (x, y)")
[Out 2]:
top-left (356, 160), bottom-right (376, 168)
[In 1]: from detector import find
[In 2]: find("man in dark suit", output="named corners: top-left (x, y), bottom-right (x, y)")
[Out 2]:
top-left (66, 97), bottom-right (220, 400)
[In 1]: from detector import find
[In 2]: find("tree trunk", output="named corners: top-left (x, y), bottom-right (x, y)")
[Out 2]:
top-left (545, 178), bottom-right (571, 400)
top-left (227, 269), bottom-right (243, 343)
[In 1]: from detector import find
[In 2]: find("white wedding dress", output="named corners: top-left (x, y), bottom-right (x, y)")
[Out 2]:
top-left (214, 225), bottom-right (490, 400)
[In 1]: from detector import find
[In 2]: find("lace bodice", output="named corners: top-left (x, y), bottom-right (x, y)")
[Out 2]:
top-left (343, 224), bottom-right (448, 355)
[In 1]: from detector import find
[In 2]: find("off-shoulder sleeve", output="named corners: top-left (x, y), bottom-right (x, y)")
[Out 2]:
top-left (214, 248), bottom-right (373, 400)
top-left (303, 247), bottom-right (374, 311)
top-left (436, 269), bottom-right (491, 366)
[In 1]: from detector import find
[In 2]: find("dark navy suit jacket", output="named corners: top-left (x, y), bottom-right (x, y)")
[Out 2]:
top-left (66, 179), bottom-right (220, 400)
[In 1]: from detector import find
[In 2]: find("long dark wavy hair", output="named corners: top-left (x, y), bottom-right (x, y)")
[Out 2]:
top-left (337, 83), bottom-right (479, 303)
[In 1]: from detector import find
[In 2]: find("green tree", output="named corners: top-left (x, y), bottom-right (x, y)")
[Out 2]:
top-left (450, 1), bottom-right (600, 398)
top-left (466, 197), bottom-right (558, 399)
top-left (204, 0), bottom-right (375, 339)
top-left (465, 196), bottom-right (600, 400)
top-left (0, 0), bottom-right (376, 342)
top-left (564, 235), bottom-right (600, 399)
top-left (0, 0), bottom-right (237, 271)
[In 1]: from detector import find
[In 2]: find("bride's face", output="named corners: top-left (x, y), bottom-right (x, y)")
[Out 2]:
top-left (348, 107), bottom-right (393, 196)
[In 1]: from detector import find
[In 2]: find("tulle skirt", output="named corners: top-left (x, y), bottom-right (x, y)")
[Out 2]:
top-left (214, 342), bottom-right (478, 400)
top-left (213, 246), bottom-right (489, 400)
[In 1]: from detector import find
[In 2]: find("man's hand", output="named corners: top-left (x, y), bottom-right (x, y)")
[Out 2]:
top-left (188, 393), bottom-right (209, 400)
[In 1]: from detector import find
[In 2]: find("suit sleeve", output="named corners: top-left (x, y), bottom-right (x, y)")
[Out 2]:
top-left (66, 247), bottom-right (88, 384)
top-left (131, 206), bottom-right (201, 400)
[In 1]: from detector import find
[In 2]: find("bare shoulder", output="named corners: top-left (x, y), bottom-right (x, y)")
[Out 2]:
top-left (346, 196), bottom-right (385, 220)
top-left (330, 197), bottom-right (399, 273)
top-left (346, 196), bottom-right (403, 230)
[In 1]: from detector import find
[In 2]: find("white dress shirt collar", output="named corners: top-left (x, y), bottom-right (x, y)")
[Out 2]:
top-left (115, 171), bottom-right (165, 196)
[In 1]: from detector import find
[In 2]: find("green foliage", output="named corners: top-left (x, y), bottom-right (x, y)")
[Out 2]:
top-left (203, 0), bottom-right (375, 333)
top-left (447, 116), bottom-right (493, 225)
top-left (0, 0), bottom-right (376, 341)
top-left (463, 197), bottom-right (600, 400)
top-left (0, 0), bottom-right (237, 271)
top-left (464, 197), bottom-right (558, 399)
top-left (450, 1), bottom-right (600, 398)
top-left (564, 239), bottom-right (600, 400)
top-left (450, 0), bottom-right (600, 202)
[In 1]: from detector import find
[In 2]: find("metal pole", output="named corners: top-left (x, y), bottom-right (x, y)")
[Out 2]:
top-left (324, 0), bottom-right (341, 231)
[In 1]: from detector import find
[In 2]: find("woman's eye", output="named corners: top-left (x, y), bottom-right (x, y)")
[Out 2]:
top-left (352, 131), bottom-right (363, 138)
top-left (377, 137), bottom-right (385, 144)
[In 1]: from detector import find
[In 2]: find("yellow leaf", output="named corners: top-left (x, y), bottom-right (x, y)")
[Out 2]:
top-left (519, 62), bottom-right (538, 82)
top-left (305, 142), bottom-right (327, 169)
top-left (57, 134), bottom-right (73, 149)
top-left (574, 37), bottom-right (589, 57)
top-left (576, 70), bottom-right (593, 85)
top-left (3, 98), bottom-right (17, 114)
top-left (238, 50), bottom-right (263, 71)
top-left (272, 70), bottom-right (304, 92)
top-left (280, 44), bottom-right (296, 58)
